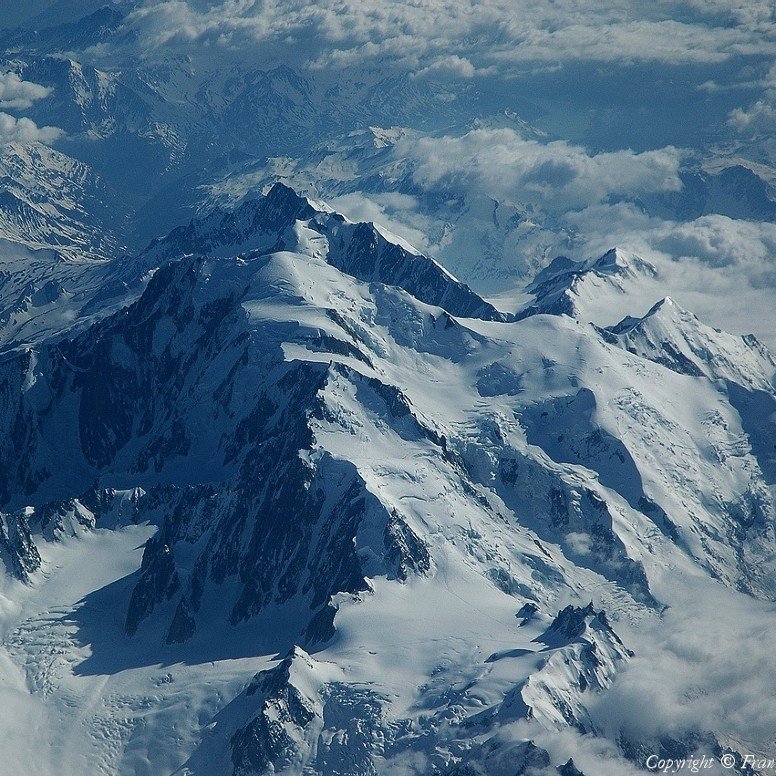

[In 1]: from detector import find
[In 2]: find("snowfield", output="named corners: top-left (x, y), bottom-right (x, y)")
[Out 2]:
top-left (0, 183), bottom-right (772, 774)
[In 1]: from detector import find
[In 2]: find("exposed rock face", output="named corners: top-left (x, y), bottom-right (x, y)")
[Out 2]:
top-left (229, 647), bottom-right (407, 776)
top-left (558, 758), bottom-right (585, 776)
top-left (231, 649), bottom-right (321, 776)
top-left (125, 540), bottom-right (180, 637)
top-left (0, 511), bottom-right (41, 582)
top-left (0, 186), bottom-right (773, 775)
top-left (28, 498), bottom-right (95, 541)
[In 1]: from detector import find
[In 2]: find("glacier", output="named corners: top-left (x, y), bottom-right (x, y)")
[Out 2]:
top-left (0, 3), bottom-right (774, 775)
top-left (0, 181), bottom-right (772, 774)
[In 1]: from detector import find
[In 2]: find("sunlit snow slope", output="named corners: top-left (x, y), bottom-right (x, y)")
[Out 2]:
top-left (0, 185), bottom-right (773, 775)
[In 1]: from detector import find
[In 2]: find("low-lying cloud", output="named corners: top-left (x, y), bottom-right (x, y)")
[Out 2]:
top-left (729, 63), bottom-right (776, 143)
top-left (0, 113), bottom-right (63, 145)
top-left (0, 72), bottom-right (52, 110)
top-left (589, 576), bottom-right (776, 757)
top-left (396, 128), bottom-right (683, 212)
top-left (122, 0), bottom-right (776, 73)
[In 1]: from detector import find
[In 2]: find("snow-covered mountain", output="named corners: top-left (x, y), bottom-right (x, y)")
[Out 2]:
top-left (199, 127), bottom-right (776, 300)
top-left (0, 4), bottom-right (775, 774)
top-left (0, 184), bottom-right (773, 774)
top-left (517, 248), bottom-right (659, 322)
top-left (0, 140), bottom-right (121, 256)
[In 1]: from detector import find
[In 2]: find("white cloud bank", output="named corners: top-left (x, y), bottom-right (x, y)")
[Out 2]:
top-left (122, 0), bottom-right (776, 72)
top-left (0, 113), bottom-right (63, 145)
top-left (590, 576), bottom-right (776, 758)
top-left (322, 127), bottom-right (774, 345)
top-left (0, 72), bottom-right (52, 110)
top-left (729, 63), bottom-right (776, 143)
top-left (396, 128), bottom-right (683, 212)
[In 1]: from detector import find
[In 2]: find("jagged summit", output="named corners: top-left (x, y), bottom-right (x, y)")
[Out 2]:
top-left (143, 182), bottom-right (317, 258)
top-left (140, 181), bottom-right (506, 321)
top-left (527, 247), bottom-right (656, 293)
top-left (518, 247), bottom-right (658, 321)
top-left (587, 247), bottom-right (657, 278)
top-left (610, 295), bottom-right (683, 329)
top-left (604, 294), bottom-right (776, 392)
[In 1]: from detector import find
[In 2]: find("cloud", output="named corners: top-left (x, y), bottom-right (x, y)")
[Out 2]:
top-left (489, 18), bottom-right (766, 67)
top-left (0, 72), bottom-right (52, 110)
top-left (728, 64), bottom-right (776, 139)
top-left (413, 55), bottom-right (479, 80)
top-left (122, 0), bottom-right (776, 72)
top-left (562, 204), bottom-right (776, 288)
top-left (729, 98), bottom-right (776, 132)
top-left (650, 215), bottom-right (776, 285)
top-left (557, 202), bottom-right (776, 346)
top-left (589, 576), bottom-right (776, 756)
top-left (0, 114), bottom-right (63, 145)
top-left (395, 128), bottom-right (683, 213)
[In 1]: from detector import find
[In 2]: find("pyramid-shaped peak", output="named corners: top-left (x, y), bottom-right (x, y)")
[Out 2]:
top-left (262, 181), bottom-right (314, 211)
top-left (646, 296), bottom-right (676, 314)
top-left (260, 181), bottom-right (334, 218)
top-left (588, 247), bottom-right (656, 277)
top-left (609, 296), bottom-right (692, 335)
top-left (594, 247), bottom-right (628, 267)
top-left (642, 296), bottom-right (697, 322)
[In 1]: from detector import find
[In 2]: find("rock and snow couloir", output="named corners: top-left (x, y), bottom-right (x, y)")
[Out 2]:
top-left (0, 185), bottom-right (773, 774)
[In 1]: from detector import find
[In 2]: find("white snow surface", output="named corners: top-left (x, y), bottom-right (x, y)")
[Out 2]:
top-left (0, 187), bottom-right (773, 775)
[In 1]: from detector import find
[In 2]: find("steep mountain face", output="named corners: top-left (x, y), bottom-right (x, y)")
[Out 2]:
top-left (518, 248), bottom-right (659, 321)
top-left (604, 296), bottom-right (775, 393)
top-left (140, 182), bottom-right (506, 321)
top-left (0, 186), bottom-right (774, 773)
top-left (0, 135), bottom-right (129, 351)
top-left (0, 140), bottom-right (121, 256)
top-left (603, 297), bottom-right (776, 484)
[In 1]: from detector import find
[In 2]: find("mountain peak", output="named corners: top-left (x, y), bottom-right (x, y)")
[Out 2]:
top-left (263, 180), bottom-right (313, 211)
top-left (519, 247), bottom-right (657, 322)
top-left (605, 294), bottom-right (776, 393)
top-left (139, 184), bottom-right (505, 321)
top-left (586, 247), bottom-right (657, 278)
top-left (591, 247), bottom-right (627, 271)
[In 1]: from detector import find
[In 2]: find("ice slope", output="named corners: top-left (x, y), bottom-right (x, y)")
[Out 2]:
top-left (604, 296), bottom-right (775, 394)
top-left (0, 187), bottom-right (773, 773)
top-left (0, 518), bottom-right (276, 776)
top-left (0, 138), bottom-right (134, 349)
top-left (603, 297), bottom-right (776, 485)
top-left (517, 248), bottom-right (663, 326)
